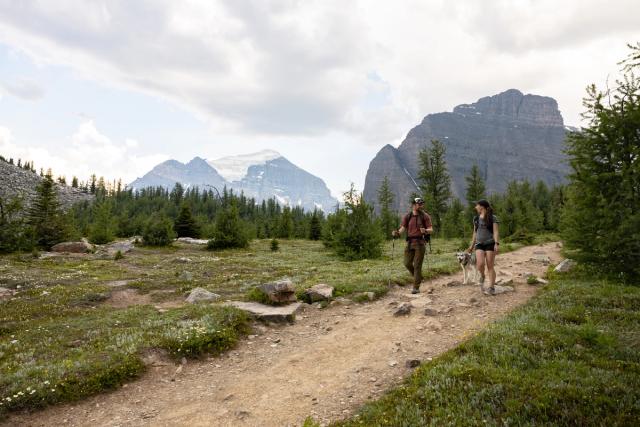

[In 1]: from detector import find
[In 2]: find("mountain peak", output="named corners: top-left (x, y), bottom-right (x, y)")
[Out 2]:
top-left (208, 149), bottom-right (283, 182)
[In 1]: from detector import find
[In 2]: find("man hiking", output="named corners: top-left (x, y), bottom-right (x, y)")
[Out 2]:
top-left (393, 198), bottom-right (433, 294)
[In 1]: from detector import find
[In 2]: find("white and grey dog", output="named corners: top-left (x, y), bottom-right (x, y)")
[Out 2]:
top-left (456, 251), bottom-right (478, 285)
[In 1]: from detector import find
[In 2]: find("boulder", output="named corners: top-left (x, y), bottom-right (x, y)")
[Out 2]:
top-left (177, 237), bottom-right (209, 245)
top-left (51, 241), bottom-right (93, 253)
top-left (185, 287), bottom-right (220, 304)
top-left (445, 280), bottom-right (463, 287)
top-left (406, 359), bottom-right (421, 368)
top-left (0, 287), bottom-right (12, 299)
top-left (304, 284), bottom-right (334, 302)
top-left (106, 240), bottom-right (134, 254)
top-left (531, 255), bottom-right (551, 265)
top-left (259, 279), bottom-right (297, 304)
top-left (394, 302), bottom-right (412, 316)
top-left (555, 259), bottom-right (577, 273)
top-left (174, 257), bottom-right (193, 264)
top-left (227, 301), bottom-right (303, 323)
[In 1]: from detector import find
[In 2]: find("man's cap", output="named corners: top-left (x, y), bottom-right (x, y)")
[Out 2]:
top-left (413, 197), bottom-right (425, 205)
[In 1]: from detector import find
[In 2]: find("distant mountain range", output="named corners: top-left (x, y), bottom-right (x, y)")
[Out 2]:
top-left (129, 150), bottom-right (338, 213)
top-left (363, 89), bottom-right (573, 213)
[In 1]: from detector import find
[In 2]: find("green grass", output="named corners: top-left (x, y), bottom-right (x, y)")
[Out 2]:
top-left (0, 238), bottom-right (463, 418)
top-left (331, 266), bottom-right (640, 426)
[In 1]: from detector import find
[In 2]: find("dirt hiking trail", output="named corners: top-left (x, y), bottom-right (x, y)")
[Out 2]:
top-left (9, 242), bottom-right (562, 427)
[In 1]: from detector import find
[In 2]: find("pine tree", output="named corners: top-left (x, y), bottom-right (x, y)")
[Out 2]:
top-left (0, 197), bottom-right (33, 253)
top-left (207, 202), bottom-right (250, 250)
top-left (142, 214), bottom-right (176, 246)
top-left (441, 198), bottom-right (466, 238)
top-left (332, 184), bottom-right (383, 261)
top-left (27, 175), bottom-right (68, 249)
top-left (71, 176), bottom-right (79, 188)
top-left (277, 206), bottom-right (293, 238)
top-left (377, 176), bottom-right (396, 240)
top-left (88, 201), bottom-right (115, 244)
top-left (465, 164), bottom-right (486, 208)
top-left (418, 139), bottom-right (452, 234)
top-left (89, 174), bottom-right (97, 194)
top-left (309, 211), bottom-right (322, 240)
top-left (174, 203), bottom-right (200, 238)
top-left (561, 44), bottom-right (640, 279)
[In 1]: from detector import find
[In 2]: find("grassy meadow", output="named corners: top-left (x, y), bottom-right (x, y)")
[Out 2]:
top-left (0, 237), bottom-right (472, 417)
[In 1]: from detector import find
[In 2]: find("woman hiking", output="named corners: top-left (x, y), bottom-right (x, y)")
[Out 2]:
top-left (467, 199), bottom-right (500, 295)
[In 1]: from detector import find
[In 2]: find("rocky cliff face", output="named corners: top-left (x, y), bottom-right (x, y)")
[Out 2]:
top-left (130, 151), bottom-right (337, 213)
top-left (0, 160), bottom-right (93, 210)
top-left (363, 89), bottom-right (571, 214)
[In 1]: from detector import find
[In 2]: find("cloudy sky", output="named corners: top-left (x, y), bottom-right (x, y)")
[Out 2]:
top-left (0, 1), bottom-right (638, 196)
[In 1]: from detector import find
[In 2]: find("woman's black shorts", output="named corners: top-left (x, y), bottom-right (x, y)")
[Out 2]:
top-left (475, 242), bottom-right (495, 252)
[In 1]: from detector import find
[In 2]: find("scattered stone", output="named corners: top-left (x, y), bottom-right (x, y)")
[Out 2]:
top-left (393, 302), bottom-right (412, 316)
top-left (51, 241), bottom-right (93, 253)
top-left (259, 279), bottom-right (297, 304)
top-left (456, 302), bottom-right (472, 308)
top-left (406, 359), bottom-right (421, 368)
top-left (388, 360), bottom-right (398, 367)
top-left (226, 301), bottom-right (303, 323)
top-left (426, 288), bottom-right (435, 294)
top-left (363, 292), bottom-right (376, 301)
top-left (303, 283), bottom-right (334, 302)
top-left (496, 278), bottom-right (514, 286)
top-left (424, 307), bottom-right (439, 316)
top-left (555, 259), bottom-right (577, 273)
top-left (179, 271), bottom-right (194, 282)
top-left (445, 280), bottom-right (463, 287)
top-left (536, 278), bottom-right (549, 285)
top-left (185, 287), bottom-right (220, 304)
top-left (531, 255), bottom-right (551, 265)
top-left (105, 240), bottom-right (134, 255)
top-left (0, 287), bottom-right (12, 299)
top-left (425, 319), bottom-right (442, 331)
top-left (469, 297), bottom-right (478, 304)
top-left (492, 285), bottom-right (515, 294)
top-left (522, 272), bottom-right (535, 278)
top-left (174, 257), bottom-right (192, 264)
top-left (176, 237), bottom-right (209, 245)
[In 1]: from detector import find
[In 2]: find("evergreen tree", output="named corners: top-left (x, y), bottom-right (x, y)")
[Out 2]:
top-left (309, 211), bottom-right (322, 240)
top-left (0, 197), bottom-right (33, 253)
top-left (441, 198), bottom-right (466, 238)
top-left (277, 206), bottom-right (294, 238)
top-left (207, 202), bottom-right (250, 250)
top-left (88, 201), bottom-right (115, 244)
top-left (89, 174), bottom-right (97, 194)
top-left (71, 176), bottom-right (79, 188)
top-left (465, 164), bottom-right (486, 208)
top-left (377, 176), bottom-right (396, 240)
top-left (331, 184), bottom-right (383, 261)
top-left (561, 44), bottom-right (640, 279)
top-left (418, 139), bottom-right (452, 234)
top-left (142, 214), bottom-right (176, 246)
top-left (27, 175), bottom-right (68, 249)
top-left (174, 203), bottom-right (200, 238)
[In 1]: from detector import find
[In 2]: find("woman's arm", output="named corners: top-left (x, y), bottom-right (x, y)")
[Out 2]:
top-left (493, 222), bottom-right (500, 254)
top-left (468, 228), bottom-right (476, 253)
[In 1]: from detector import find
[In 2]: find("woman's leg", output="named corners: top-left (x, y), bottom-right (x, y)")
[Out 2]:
top-left (485, 250), bottom-right (496, 288)
top-left (475, 249), bottom-right (486, 285)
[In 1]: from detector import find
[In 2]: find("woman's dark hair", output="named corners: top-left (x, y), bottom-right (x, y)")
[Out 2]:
top-left (476, 199), bottom-right (494, 230)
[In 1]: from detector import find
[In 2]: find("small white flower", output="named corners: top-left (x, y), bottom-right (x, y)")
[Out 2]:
top-left (30, 390), bottom-right (36, 394)
top-left (44, 381), bottom-right (50, 385)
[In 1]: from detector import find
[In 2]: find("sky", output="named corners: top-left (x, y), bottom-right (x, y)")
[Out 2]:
top-left (0, 1), bottom-right (638, 197)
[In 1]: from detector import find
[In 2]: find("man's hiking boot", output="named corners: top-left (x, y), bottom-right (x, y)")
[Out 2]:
top-left (483, 286), bottom-right (496, 296)
top-left (411, 288), bottom-right (420, 294)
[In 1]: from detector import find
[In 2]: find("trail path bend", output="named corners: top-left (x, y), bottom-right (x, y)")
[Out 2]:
top-left (9, 242), bottom-right (562, 427)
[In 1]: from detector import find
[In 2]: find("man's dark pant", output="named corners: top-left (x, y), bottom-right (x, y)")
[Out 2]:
top-left (404, 243), bottom-right (426, 290)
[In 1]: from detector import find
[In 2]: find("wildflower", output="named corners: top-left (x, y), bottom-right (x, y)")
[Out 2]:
top-left (44, 381), bottom-right (50, 385)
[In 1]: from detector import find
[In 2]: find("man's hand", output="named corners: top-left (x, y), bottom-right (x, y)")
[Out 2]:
top-left (392, 230), bottom-right (400, 237)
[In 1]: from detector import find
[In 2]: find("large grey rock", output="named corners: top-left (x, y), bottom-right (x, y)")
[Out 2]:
top-left (185, 287), bottom-right (220, 304)
top-left (227, 301), bottom-right (303, 323)
top-left (51, 241), bottom-right (93, 253)
top-left (363, 89), bottom-right (571, 214)
top-left (492, 285), bottom-right (514, 294)
top-left (106, 240), bottom-right (134, 254)
top-left (0, 287), bottom-right (12, 299)
top-left (259, 279), bottom-right (297, 304)
top-left (555, 259), bottom-right (577, 273)
top-left (176, 237), bottom-right (209, 245)
top-left (394, 302), bottom-right (412, 316)
top-left (304, 284), bottom-right (334, 302)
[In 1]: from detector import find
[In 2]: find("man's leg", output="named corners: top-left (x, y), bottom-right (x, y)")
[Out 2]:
top-left (412, 244), bottom-right (426, 291)
top-left (403, 245), bottom-right (415, 277)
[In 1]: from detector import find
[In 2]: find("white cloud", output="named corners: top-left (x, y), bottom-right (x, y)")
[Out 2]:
top-left (1, 77), bottom-right (45, 100)
top-left (0, 0), bottom-right (638, 149)
top-left (0, 121), bottom-right (168, 184)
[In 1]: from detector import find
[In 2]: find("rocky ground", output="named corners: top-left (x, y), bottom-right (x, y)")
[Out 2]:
top-left (6, 242), bottom-right (562, 427)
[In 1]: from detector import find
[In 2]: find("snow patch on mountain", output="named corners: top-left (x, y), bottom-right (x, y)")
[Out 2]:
top-left (208, 149), bottom-right (282, 182)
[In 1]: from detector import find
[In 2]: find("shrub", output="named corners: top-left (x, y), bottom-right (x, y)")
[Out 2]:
top-left (88, 201), bottom-right (115, 244)
top-left (142, 214), bottom-right (176, 246)
top-left (114, 250), bottom-right (124, 260)
top-left (270, 238), bottom-right (279, 251)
